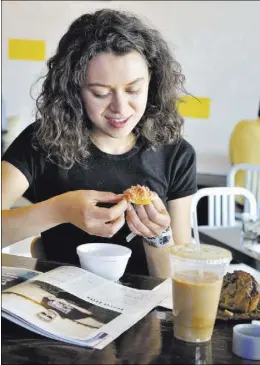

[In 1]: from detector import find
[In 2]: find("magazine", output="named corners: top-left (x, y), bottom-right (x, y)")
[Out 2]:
top-left (1, 265), bottom-right (171, 349)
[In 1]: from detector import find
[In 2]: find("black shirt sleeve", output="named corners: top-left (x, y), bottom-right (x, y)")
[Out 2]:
top-left (2, 123), bottom-right (38, 186)
top-left (167, 139), bottom-right (197, 201)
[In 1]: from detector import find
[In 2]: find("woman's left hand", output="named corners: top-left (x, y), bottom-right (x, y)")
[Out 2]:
top-left (126, 193), bottom-right (171, 238)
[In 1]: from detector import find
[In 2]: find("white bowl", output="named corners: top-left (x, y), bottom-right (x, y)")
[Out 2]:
top-left (76, 243), bottom-right (132, 281)
top-left (232, 324), bottom-right (260, 360)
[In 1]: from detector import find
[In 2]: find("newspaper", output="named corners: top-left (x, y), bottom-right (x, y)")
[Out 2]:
top-left (152, 278), bottom-right (172, 309)
top-left (1, 266), bottom-right (171, 349)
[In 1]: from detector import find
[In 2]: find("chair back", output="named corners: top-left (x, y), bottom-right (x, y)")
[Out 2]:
top-left (227, 163), bottom-right (260, 216)
top-left (191, 186), bottom-right (257, 227)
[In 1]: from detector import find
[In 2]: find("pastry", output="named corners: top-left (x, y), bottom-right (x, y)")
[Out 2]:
top-left (123, 185), bottom-right (153, 205)
top-left (219, 270), bottom-right (260, 313)
top-left (217, 270), bottom-right (260, 320)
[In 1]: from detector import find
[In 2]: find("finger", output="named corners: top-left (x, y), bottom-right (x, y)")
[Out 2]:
top-left (126, 214), bottom-right (143, 237)
top-left (151, 193), bottom-right (168, 214)
top-left (106, 199), bottom-right (128, 222)
top-left (144, 203), bottom-right (171, 228)
top-left (89, 213), bottom-right (125, 238)
top-left (105, 213), bottom-right (126, 237)
top-left (92, 199), bottom-right (128, 221)
top-left (88, 190), bottom-right (124, 203)
top-left (135, 204), bottom-right (164, 236)
top-left (126, 204), bottom-right (154, 237)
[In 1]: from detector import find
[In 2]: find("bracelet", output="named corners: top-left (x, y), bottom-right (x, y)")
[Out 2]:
top-left (143, 226), bottom-right (173, 248)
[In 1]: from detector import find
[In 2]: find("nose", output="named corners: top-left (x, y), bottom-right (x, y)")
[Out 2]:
top-left (109, 91), bottom-right (128, 115)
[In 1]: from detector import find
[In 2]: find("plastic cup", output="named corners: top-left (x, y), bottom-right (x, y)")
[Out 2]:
top-left (169, 244), bottom-right (232, 343)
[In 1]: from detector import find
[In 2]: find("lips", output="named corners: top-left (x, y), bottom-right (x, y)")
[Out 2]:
top-left (105, 116), bottom-right (130, 128)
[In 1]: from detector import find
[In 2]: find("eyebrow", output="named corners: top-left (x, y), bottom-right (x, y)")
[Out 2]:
top-left (87, 77), bottom-right (145, 88)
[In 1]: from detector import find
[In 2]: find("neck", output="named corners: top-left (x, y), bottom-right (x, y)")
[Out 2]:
top-left (90, 132), bottom-right (136, 155)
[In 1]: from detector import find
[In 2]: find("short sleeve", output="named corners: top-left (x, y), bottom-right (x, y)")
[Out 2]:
top-left (2, 123), bottom-right (38, 185)
top-left (167, 139), bottom-right (197, 201)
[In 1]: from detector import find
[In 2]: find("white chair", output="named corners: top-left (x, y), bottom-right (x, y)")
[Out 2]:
top-left (227, 163), bottom-right (260, 217)
top-left (191, 187), bottom-right (257, 228)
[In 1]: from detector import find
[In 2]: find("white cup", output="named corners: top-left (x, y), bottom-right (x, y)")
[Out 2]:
top-left (232, 324), bottom-right (260, 360)
top-left (76, 243), bottom-right (132, 281)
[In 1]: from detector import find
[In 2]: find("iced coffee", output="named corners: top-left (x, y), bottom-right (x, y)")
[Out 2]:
top-left (170, 244), bottom-right (232, 343)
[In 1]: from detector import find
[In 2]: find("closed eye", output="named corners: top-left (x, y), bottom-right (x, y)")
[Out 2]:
top-left (92, 93), bottom-right (110, 99)
top-left (127, 89), bottom-right (141, 95)
top-left (92, 90), bottom-right (140, 98)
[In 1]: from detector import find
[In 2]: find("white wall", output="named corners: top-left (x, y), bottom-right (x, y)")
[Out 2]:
top-left (2, 0), bottom-right (260, 156)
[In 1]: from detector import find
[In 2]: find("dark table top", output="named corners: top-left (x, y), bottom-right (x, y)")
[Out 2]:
top-left (197, 173), bottom-right (226, 188)
top-left (2, 253), bottom-right (259, 364)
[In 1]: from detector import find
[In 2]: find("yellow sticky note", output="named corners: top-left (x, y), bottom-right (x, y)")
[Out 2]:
top-left (8, 39), bottom-right (46, 61)
top-left (177, 96), bottom-right (211, 119)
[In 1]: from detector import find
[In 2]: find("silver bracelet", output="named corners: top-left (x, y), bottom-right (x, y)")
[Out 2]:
top-left (143, 226), bottom-right (173, 247)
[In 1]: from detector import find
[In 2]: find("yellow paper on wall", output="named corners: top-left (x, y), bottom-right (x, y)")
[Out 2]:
top-left (8, 39), bottom-right (46, 61)
top-left (177, 96), bottom-right (211, 119)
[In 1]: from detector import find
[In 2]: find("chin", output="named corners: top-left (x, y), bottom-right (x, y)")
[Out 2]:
top-left (107, 125), bottom-right (136, 138)
top-left (108, 131), bottom-right (132, 139)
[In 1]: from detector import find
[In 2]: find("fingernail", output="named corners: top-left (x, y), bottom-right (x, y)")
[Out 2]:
top-left (127, 203), bottom-right (133, 211)
top-left (152, 192), bottom-right (158, 200)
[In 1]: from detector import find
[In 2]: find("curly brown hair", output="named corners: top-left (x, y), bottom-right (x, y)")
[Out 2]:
top-left (33, 9), bottom-right (186, 168)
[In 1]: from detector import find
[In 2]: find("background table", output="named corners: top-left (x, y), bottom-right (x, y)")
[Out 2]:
top-left (199, 226), bottom-right (260, 271)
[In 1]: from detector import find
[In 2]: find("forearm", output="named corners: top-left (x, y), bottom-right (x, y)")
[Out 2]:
top-left (2, 196), bottom-right (65, 246)
top-left (143, 241), bottom-right (173, 279)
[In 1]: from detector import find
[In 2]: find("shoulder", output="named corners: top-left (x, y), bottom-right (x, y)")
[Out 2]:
top-left (164, 139), bottom-right (197, 199)
top-left (24, 120), bottom-right (38, 134)
top-left (162, 138), bottom-right (196, 161)
top-left (2, 121), bottom-right (45, 187)
top-left (175, 138), bottom-right (196, 156)
top-left (141, 138), bottom-right (196, 165)
top-left (143, 139), bottom-right (196, 177)
top-left (12, 121), bottom-right (38, 143)
top-left (2, 120), bottom-right (43, 161)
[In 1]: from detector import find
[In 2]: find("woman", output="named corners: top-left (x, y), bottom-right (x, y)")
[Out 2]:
top-left (2, 9), bottom-right (197, 277)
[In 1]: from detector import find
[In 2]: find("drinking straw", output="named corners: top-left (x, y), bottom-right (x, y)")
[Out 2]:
top-left (192, 211), bottom-right (203, 279)
top-left (192, 212), bottom-right (201, 252)
top-left (126, 232), bottom-right (136, 242)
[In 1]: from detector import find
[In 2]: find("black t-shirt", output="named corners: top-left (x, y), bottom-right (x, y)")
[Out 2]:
top-left (2, 122), bottom-right (197, 275)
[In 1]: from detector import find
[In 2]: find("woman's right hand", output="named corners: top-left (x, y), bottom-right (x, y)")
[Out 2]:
top-left (57, 190), bottom-right (127, 238)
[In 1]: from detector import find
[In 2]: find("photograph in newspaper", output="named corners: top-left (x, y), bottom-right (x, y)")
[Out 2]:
top-left (1, 266), bottom-right (40, 290)
top-left (2, 278), bottom-right (120, 341)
